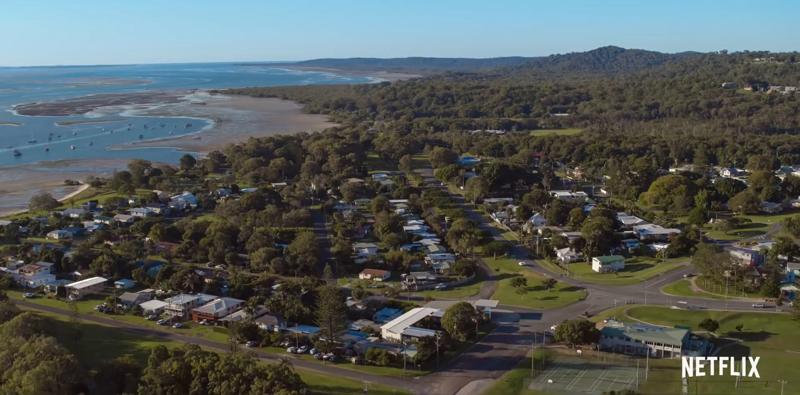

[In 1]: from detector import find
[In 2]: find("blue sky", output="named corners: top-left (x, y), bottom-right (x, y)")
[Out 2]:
top-left (1, 0), bottom-right (798, 66)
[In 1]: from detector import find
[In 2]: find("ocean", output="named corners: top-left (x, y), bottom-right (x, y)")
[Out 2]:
top-left (0, 63), bottom-right (370, 167)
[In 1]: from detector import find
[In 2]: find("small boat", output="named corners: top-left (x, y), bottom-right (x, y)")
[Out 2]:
top-left (12, 149), bottom-right (21, 157)
top-left (72, 131), bottom-right (77, 136)
top-left (44, 147), bottom-right (49, 152)
top-left (88, 141), bottom-right (94, 146)
top-left (70, 145), bottom-right (76, 150)
top-left (27, 139), bottom-right (36, 144)
top-left (138, 134), bottom-right (144, 139)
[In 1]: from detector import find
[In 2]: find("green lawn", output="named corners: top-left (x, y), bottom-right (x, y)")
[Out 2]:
top-left (486, 257), bottom-right (586, 309)
top-left (704, 210), bottom-right (798, 241)
top-left (660, 278), bottom-right (753, 300)
top-left (413, 279), bottom-right (483, 299)
top-left (27, 308), bottom-right (407, 395)
top-left (625, 306), bottom-right (800, 395)
top-left (558, 257), bottom-right (687, 286)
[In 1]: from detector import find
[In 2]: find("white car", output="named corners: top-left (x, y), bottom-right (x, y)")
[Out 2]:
top-left (286, 347), bottom-right (297, 353)
top-left (518, 261), bottom-right (527, 266)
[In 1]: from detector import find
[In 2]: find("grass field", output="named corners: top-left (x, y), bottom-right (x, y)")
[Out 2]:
top-left (22, 306), bottom-right (409, 395)
top-left (529, 128), bottom-right (583, 136)
top-left (661, 277), bottom-right (761, 300)
top-left (553, 257), bottom-right (686, 286)
top-left (625, 306), bottom-right (800, 395)
top-left (703, 211), bottom-right (797, 241)
top-left (486, 257), bottom-right (586, 309)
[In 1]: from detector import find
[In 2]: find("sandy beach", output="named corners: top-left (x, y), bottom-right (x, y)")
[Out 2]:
top-left (116, 92), bottom-right (337, 152)
top-left (0, 159), bottom-right (126, 216)
top-left (0, 92), bottom-right (337, 216)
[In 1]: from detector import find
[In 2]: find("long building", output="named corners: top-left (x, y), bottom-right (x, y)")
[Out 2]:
top-left (598, 320), bottom-right (709, 358)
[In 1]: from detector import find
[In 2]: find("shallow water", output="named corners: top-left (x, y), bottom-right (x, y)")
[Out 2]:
top-left (0, 63), bottom-right (370, 166)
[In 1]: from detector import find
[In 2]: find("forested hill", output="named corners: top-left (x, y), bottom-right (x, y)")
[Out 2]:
top-left (497, 46), bottom-right (701, 78)
top-left (269, 46), bottom-right (701, 77)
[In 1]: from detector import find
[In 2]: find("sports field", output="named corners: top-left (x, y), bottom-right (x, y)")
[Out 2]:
top-left (529, 357), bottom-right (639, 394)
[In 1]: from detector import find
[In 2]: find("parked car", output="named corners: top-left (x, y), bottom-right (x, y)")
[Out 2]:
top-left (22, 292), bottom-right (37, 298)
top-left (146, 314), bottom-right (159, 321)
top-left (518, 261), bottom-right (527, 266)
top-left (297, 345), bottom-right (308, 353)
top-left (172, 322), bottom-right (184, 329)
top-left (314, 352), bottom-right (324, 360)
top-left (309, 348), bottom-right (319, 355)
top-left (752, 303), bottom-right (766, 308)
top-left (157, 319), bottom-right (170, 326)
top-left (245, 340), bottom-right (258, 348)
top-left (434, 283), bottom-right (449, 290)
top-left (286, 347), bottom-right (297, 353)
top-left (199, 319), bottom-right (209, 326)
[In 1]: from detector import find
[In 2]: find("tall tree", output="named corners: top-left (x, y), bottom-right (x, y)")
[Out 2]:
top-left (315, 285), bottom-right (348, 352)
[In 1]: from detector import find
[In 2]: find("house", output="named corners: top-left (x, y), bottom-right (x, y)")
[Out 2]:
top-left (616, 213), bottom-right (646, 229)
top-left (114, 279), bottom-right (136, 289)
top-left (65, 276), bottom-right (108, 300)
top-left (113, 214), bottom-right (136, 225)
top-left (380, 307), bottom-right (443, 342)
top-left (728, 246), bottom-right (765, 267)
top-left (130, 207), bottom-right (159, 218)
top-left (359, 268), bottom-right (391, 282)
top-left (592, 255), bottom-right (625, 273)
top-left (61, 207), bottom-right (87, 219)
top-left (550, 190), bottom-right (588, 203)
top-left (219, 306), bottom-right (268, 324)
top-left (139, 299), bottom-right (168, 316)
top-left (164, 294), bottom-right (201, 318)
top-left (599, 320), bottom-right (709, 358)
top-left (13, 262), bottom-right (56, 288)
top-left (47, 229), bottom-right (73, 241)
top-left (431, 261), bottom-right (451, 274)
top-left (254, 313), bottom-right (286, 332)
top-left (457, 156), bottom-right (481, 168)
top-left (632, 224), bottom-right (681, 242)
top-left (353, 242), bottom-right (379, 258)
top-left (191, 297), bottom-right (244, 322)
top-left (719, 167), bottom-right (746, 178)
top-left (373, 307), bottom-right (403, 324)
top-left (760, 201), bottom-right (783, 214)
top-left (170, 191), bottom-right (199, 211)
top-left (119, 291), bottom-right (152, 308)
top-left (528, 213), bottom-right (547, 228)
top-left (620, 239), bottom-right (641, 251)
top-left (555, 247), bottom-right (582, 264)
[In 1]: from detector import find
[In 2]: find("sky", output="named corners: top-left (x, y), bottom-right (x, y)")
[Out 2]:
top-left (1, 0), bottom-right (798, 66)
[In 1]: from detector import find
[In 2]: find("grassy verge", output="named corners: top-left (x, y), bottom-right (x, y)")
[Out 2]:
top-left (528, 128), bottom-right (583, 136)
top-left (555, 257), bottom-right (686, 286)
top-left (486, 257), bottom-right (586, 309)
top-left (483, 349), bottom-right (551, 395)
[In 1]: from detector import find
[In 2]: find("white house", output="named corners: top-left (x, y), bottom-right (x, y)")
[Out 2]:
top-left (555, 247), bottom-right (583, 264)
top-left (46, 229), bottom-right (73, 241)
top-left (191, 297), bottom-right (244, 322)
top-left (550, 190), bottom-right (588, 202)
top-left (592, 255), bottom-right (625, 273)
top-left (65, 276), bottom-right (108, 300)
top-left (359, 268), bottom-right (392, 282)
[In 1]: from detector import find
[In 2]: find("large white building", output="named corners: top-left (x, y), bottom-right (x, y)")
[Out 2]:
top-left (65, 276), bottom-right (108, 300)
top-left (599, 320), bottom-right (695, 358)
top-left (380, 307), bottom-right (443, 342)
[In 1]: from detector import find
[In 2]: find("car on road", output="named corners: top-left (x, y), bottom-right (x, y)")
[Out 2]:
top-left (752, 303), bottom-right (766, 308)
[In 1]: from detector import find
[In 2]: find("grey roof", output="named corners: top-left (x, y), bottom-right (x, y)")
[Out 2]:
top-left (602, 323), bottom-right (688, 346)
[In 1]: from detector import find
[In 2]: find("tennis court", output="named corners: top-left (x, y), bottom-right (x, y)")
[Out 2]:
top-left (529, 357), bottom-right (640, 394)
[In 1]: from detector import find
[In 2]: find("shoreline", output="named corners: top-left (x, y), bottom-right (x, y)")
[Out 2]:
top-left (276, 66), bottom-right (421, 82)
top-left (0, 93), bottom-right (336, 217)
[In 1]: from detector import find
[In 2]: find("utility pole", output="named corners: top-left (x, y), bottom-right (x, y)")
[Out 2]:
top-left (530, 332), bottom-right (536, 378)
top-left (435, 333), bottom-right (440, 370)
top-left (778, 379), bottom-right (787, 395)
top-left (645, 350), bottom-right (649, 382)
top-left (636, 360), bottom-right (640, 390)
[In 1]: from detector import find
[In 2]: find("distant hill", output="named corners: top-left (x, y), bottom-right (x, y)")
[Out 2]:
top-left (266, 46), bottom-right (703, 78)
top-left (502, 46), bottom-right (702, 78)
top-left (269, 56), bottom-right (535, 75)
